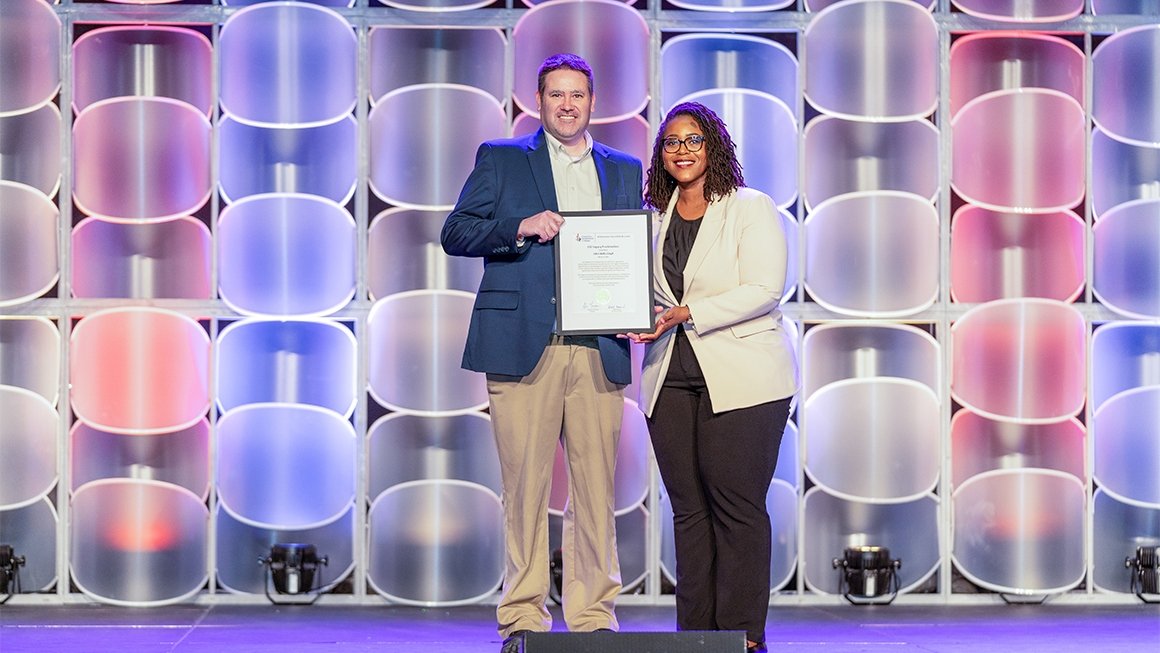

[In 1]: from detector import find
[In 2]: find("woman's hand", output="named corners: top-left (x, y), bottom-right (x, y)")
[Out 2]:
top-left (618, 305), bottom-right (690, 343)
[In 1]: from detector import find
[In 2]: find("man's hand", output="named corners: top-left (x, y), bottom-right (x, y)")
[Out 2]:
top-left (517, 211), bottom-right (565, 243)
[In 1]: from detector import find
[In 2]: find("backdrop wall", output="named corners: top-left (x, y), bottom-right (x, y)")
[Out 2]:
top-left (0, 0), bottom-right (1157, 606)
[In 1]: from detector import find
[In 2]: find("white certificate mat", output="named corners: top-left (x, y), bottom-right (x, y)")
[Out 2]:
top-left (554, 210), bottom-right (655, 335)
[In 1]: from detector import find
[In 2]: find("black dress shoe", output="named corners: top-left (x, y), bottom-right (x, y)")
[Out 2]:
top-left (500, 629), bottom-right (531, 653)
top-left (746, 641), bottom-right (768, 653)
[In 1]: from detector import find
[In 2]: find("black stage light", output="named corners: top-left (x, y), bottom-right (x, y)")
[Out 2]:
top-left (1125, 544), bottom-right (1160, 603)
top-left (259, 543), bottom-right (329, 605)
top-left (832, 545), bottom-right (901, 605)
top-left (0, 544), bottom-right (26, 604)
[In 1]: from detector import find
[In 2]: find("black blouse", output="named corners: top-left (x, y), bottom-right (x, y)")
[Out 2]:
top-left (662, 206), bottom-right (703, 304)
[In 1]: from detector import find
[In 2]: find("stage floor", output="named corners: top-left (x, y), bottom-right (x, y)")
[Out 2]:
top-left (1, 602), bottom-right (1157, 652)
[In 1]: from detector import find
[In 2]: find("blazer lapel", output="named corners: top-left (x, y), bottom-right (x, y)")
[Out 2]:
top-left (527, 129), bottom-right (558, 211)
top-left (593, 143), bottom-right (623, 210)
top-left (653, 193), bottom-right (678, 307)
top-left (680, 189), bottom-right (727, 293)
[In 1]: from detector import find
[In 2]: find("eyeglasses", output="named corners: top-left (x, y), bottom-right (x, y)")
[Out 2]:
top-left (662, 135), bottom-right (705, 154)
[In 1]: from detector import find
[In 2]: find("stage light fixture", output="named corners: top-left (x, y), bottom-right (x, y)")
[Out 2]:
top-left (1125, 544), bottom-right (1160, 603)
top-left (259, 543), bottom-right (329, 605)
top-left (832, 545), bottom-right (901, 605)
top-left (0, 544), bottom-right (26, 604)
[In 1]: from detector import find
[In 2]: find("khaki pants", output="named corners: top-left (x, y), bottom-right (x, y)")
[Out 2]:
top-left (487, 338), bottom-right (624, 637)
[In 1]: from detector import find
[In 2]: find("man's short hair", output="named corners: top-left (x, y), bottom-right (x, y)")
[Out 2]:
top-left (536, 53), bottom-right (594, 96)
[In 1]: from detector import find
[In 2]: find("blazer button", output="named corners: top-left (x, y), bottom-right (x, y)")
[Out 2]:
top-left (550, 297), bottom-right (557, 304)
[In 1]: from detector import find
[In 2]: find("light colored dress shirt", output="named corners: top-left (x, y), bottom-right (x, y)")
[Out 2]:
top-left (544, 130), bottom-right (601, 212)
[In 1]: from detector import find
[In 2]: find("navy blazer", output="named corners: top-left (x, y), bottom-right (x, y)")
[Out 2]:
top-left (441, 128), bottom-right (643, 384)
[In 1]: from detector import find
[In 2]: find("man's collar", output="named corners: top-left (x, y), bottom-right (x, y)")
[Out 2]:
top-left (543, 130), bottom-right (593, 159)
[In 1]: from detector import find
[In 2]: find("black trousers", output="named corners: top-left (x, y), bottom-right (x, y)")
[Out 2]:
top-left (647, 329), bottom-right (792, 644)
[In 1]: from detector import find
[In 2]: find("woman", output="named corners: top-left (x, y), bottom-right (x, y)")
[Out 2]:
top-left (627, 102), bottom-right (798, 653)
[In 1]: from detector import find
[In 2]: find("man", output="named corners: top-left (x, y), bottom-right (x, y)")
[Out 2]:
top-left (441, 53), bottom-right (643, 653)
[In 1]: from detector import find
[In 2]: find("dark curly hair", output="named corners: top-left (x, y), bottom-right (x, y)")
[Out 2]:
top-left (644, 102), bottom-right (744, 211)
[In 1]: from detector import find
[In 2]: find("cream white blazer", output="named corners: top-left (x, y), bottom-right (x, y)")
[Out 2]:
top-left (637, 187), bottom-right (799, 416)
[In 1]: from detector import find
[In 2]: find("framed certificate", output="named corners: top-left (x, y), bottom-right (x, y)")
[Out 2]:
top-left (554, 209), bottom-right (655, 335)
